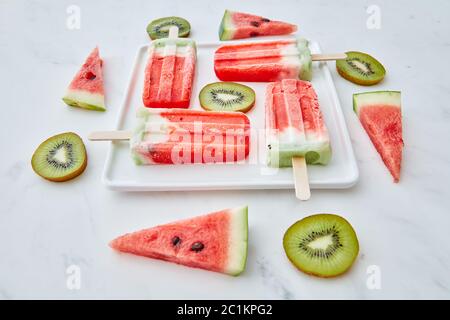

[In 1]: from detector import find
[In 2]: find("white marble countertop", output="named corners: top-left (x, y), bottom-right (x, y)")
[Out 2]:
top-left (1, 0), bottom-right (449, 299)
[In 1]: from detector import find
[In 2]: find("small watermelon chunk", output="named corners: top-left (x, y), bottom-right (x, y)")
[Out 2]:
top-left (353, 91), bottom-right (403, 182)
top-left (110, 206), bottom-right (248, 276)
top-left (63, 47), bottom-right (105, 111)
top-left (219, 10), bottom-right (297, 41)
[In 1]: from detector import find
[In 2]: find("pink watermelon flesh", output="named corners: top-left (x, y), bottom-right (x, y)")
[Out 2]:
top-left (354, 91), bottom-right (403, 182)
top-left (110, 206), bottom-right (248, 276)
top-left (142, 46), bottom-right (196, 109)
top-left (219, 10), bottom-right (297, 40)
top-left (63, 47), bottom-right (105, 111)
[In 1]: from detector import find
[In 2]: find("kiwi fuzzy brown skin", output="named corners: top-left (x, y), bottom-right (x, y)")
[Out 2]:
top-left (336, 51), bottom-right (386, 86)
top-left (31, 132), bottom-right (87, 182)
top-left (283, 214), bottom-right (359, 278)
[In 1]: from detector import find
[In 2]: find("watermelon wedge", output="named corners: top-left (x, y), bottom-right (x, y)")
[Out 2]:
top-left (219, 10), bottom-right (297, 41)
top-left (62, 47), bottom-right (105, 111)
top-left (110, 206), bottom-right (248, 276)
top-left (353, 91), bottom-right (403, 182)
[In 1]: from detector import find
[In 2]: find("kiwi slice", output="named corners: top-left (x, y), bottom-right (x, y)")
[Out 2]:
top-left (199, 82), bottom-right (255, 113)
top-left (283, 214), bottom-right (359, 278)
top-left (146, 17), bottom-right (191, 40)
top-left (336, 51), bottom-right (386, 85)
top-left (31, 132), bottom-right (87, 182)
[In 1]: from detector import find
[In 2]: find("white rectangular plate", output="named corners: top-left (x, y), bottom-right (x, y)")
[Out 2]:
top-left (102, 40), bottom-right (359, 191)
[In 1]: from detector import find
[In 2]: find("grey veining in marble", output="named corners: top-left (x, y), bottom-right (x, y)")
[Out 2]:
top-left (1, 0), bottom-right (450, 299)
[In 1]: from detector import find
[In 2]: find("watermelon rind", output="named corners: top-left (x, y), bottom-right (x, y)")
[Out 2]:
top-left (297, 38), bottom-right (312, 81)
top-left (62, 90), bottom-right (105, 112)
top-left (219, 10), bottom-right (235, 41)
top-left (225, 206), bottom-right (248, 276)
top-left (353, 91), bottom-right (401, 115)
top-left (152, 37), bottom-right (196, 51)
top-left (268, 142), bottom-right (332, 167)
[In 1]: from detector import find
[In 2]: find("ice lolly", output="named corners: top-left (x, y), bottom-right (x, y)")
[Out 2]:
top-left (214, 38), bottom-right (345, 82)
top-left (130, 108), bottom-right (250, 165)
top-left (142, 27), bottom-right (196, 108)
top-left (265, 79), bottom-right (331, 168)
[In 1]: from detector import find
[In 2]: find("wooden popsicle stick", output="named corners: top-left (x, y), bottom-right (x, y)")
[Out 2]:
top-left (88, 131), bottom-right (132, 141)
top-left (168, 26), bottom-right (179, 39)
top-left (292, 157), bottom-right (311, 201)
top-left (311, 53), bottom-right (347, 61)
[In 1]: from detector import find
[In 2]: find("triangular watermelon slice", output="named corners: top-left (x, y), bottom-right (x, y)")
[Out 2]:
top-left (353, 91), bottom-right (403, 182)
top-left (62, 47), bottom-right (105, 111)
top-left (219, 10), bottom-right (297, 40)
top-left (110, 206), bottom-right (248, 276)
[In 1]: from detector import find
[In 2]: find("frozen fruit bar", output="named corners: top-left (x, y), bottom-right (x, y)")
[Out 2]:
top-left (131, 108), bottom-right (250, 165)
top-left (214, 38), bottom-right (311, 82)
top-left (266, 79), bottom-right (331, 167)
top-left (142, 37), bottom-right (196, 108)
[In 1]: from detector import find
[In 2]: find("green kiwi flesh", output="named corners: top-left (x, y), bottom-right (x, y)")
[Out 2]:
top-left (336, 51), bottom-right (386, 85)
top-left (147, 17), bottom-right (191, 40)
top-left (199, 82), bottom-right (256, 113)
top-left (31, 132), bottom-right (87, 182)
top-left (283, 214), bottom-right (359, 278)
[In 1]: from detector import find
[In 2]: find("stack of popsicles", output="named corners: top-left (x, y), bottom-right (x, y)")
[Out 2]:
top-left (211, 37), bottom-right (336, 199)
top-left (90, 26), bottom-right (340, 199)
top-left (138, 27), bottom-right (252, 164)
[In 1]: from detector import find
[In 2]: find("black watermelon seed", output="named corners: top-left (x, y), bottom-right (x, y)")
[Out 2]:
top-left (249, 32), bottom-right (259, 37)
top-left (261, 18), bottom-right (271, 22)
top-left (250, 21), bottom-right (260, 27)
top-left (191, 242), bottom-right (204, 252)
top-left (171, 236), bottom-right (181, 246)
top-left (85, 71), bottom-right (96, 80)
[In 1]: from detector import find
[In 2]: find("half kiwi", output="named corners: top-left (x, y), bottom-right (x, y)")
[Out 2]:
top-left (283, 214), bottom-right (359, 278)
top-left (31, 132), bottom-right (87, 182)
top-left (146, 17), bottom-right (191, 40)
top-left (336, 51), bottom-right (386, 85)
top-left (199, 82), bottom-right (256, 113)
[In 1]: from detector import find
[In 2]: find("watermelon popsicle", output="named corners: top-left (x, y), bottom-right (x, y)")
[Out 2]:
top-left (88, 108), bottom-right (251, 165)
top-left (214, 38), bottom-right (345, 82)
top-left (266, 79), bottom-right (331, 167)
top-left (142, 27), bottom-right (196, 108)
top-left (131, 108), bottom-right (250, 164)
top-left (266, 79), bottom-right (331, 200)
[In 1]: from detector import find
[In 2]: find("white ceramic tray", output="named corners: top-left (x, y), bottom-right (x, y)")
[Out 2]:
top-left (102, 40), bottom-right (359, 191)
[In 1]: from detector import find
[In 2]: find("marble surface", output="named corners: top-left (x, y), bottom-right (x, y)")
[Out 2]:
top-left (1, 0), bottom-right (449, 299)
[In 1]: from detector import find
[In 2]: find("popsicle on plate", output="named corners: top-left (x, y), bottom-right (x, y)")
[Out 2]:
top-left (214, 38), bottom-right (312, 82)
top-left (266, 79), bottom-right (331, 167)
top-left (131, 108), bottom-right (250, 165)
top-left (142, 31), bottom-right (196, 108)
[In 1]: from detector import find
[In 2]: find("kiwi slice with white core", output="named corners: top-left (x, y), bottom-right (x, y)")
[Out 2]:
top-left (336, 51), bottom-right (386, 85)
top-left (199, 82), bottom-right (255, 113)
top-left (31, 132), bottom-right (87, 182)
top-left (147, 17), bottom-right (191, 40)
top-left (283, 214), bottom-right (359, 278)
